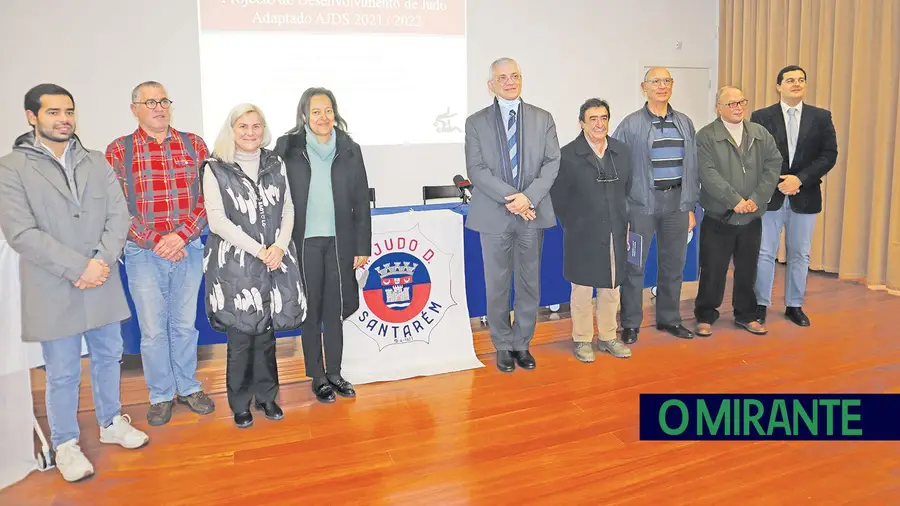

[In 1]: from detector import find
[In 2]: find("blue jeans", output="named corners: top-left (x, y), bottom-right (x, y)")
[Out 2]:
top-left (41, 322), bottom-right (123, 449)
top-left (124, 239), bottom-right (204, 404)
top-left (755, 200), bottom-right (818, 308)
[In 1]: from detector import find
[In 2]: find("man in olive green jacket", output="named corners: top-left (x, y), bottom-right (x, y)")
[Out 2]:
top-left (694, 86), bottom-right (782, 337)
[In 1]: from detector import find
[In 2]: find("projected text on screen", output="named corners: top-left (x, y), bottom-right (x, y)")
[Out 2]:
top-left (197, 0), bottom-right (467, 147)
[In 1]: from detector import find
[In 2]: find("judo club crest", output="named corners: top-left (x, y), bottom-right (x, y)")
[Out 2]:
top-left (352, 225), bottom-right (457, 350)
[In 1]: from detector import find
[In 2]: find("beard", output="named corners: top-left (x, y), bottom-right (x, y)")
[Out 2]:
top-left (37, 123), bottom-right (74, 143)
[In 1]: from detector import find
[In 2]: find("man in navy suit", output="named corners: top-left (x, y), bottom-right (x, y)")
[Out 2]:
top-left (750, 65), bottom-right (838, 327)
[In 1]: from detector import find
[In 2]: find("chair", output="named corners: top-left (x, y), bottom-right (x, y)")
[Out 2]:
top-left (368, 187), bottom-right (376, 208)
top-left (422, 185), bottom-right (462, 205)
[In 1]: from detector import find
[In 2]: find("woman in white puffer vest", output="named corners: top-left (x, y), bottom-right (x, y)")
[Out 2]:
top-left (202, 103), bottom-right (306, 429)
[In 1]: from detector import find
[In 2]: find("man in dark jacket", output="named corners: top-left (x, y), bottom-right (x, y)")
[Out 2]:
top-left (694, 86), bottom-right (782, 337)
top-left (550, 99), bottom-right (632, 363)
top-left (750, 65), bottom-right (838, 327)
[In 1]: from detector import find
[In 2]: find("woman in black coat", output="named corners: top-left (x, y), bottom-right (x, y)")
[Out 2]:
top-left (274, 87), bottom-right (372, 403)
top-left (549, 98), bottom-right (633, 363)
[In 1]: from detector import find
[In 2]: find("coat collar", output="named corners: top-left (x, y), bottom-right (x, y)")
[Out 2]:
top-left (489, 96), bottom-right (530, 118)
top-left (765, 102), bottom-right (788, 149)
top-left (643, 101), bottom-right (674, 120)
top-left (13, 130), bottom-right (86, 156)
top-left (573, 131), bottom-right (621, 157)
top-left (13, 131), bottom-right (91, 205)
top-left (134, 125), bottom-right (178, 145)
top-left (711, 118), bottom-right (766, 142)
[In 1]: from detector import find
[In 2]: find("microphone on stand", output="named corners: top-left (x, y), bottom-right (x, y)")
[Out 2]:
top-left (453, 174), bottom-right (472, 203)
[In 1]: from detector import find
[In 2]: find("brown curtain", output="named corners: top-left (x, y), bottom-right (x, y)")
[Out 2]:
top-left (718, 0), bottom-right (900, 294)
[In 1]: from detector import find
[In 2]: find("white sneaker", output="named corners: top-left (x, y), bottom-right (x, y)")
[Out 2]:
top-left (99, 414), bottom-right (150, 449)
top-left (55, 439), bottom-right (94, 482)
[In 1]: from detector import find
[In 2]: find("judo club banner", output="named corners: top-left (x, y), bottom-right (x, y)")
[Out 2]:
top-left (341, 209), bottom-right (483, 384)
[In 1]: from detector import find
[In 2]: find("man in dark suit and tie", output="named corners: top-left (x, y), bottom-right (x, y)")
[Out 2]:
top-left (464, 57), bottom-right (561, 372)
top-left (750, 65), bottom-right (838, 327)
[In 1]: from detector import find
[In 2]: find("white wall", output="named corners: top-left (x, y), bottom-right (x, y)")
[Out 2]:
top-left (0, 0), bottom-right (206, 156)
top-left (0, 0), bottom-right (718, 207)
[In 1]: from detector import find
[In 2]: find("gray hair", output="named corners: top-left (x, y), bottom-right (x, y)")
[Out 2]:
top-left (715, 85), bottom-right (741, 105)
top-left (287, 87), bottom-right (348, 134)
top-left (212, 103), bottom-right (272, 163)
top-left (488, 57), bottom-right (520, 80)
top-left (131, 81), bottom-right (165, 103)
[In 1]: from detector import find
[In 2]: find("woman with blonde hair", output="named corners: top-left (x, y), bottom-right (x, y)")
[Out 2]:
top-left (202, 103), bottom-right (306, 428)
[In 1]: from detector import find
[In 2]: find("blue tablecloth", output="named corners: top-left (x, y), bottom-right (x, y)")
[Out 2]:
top-left (119, 203), bottom-right (700, 354)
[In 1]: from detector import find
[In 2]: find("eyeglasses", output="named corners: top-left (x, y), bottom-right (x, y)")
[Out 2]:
top-left (133, 98), bottom-right (173, 109)
top-left (646, 78), bottom-right (674, 88)
top-left (494, 73), bottom-right (522, 84)
top-left (595, 155), bottom-right (619, 183)
top-left (718, 99), bottom-right (749, 110)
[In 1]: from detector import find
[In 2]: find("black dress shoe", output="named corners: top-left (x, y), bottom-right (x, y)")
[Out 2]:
top-left (785, 307), bottom-right (810, 327)
top-left (233, 411), bottom-right (253, 428)
top-left (496, 350), bottom-right (515, 373)
top-left (327, 375), bottom-right (356, 398)
top-left (312, 380), bottom-right (336, 404)
top-left (656, 324), bottom-right (694, 339)
top-left (254, 401), bottom-right (284, 421)
top-left (512, 350), bottom-right (536, 370)
top-left (621, 328), bottom-right (638, 344)
top-left (757, 305), bottom-right (767, 324)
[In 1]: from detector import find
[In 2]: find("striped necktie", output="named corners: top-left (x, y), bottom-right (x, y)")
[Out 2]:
top-left (508, 110), bottom-right (518, 186)
top-left (787, 107), bottom-right (798, 166)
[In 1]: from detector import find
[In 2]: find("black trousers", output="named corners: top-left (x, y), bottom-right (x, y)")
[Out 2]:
top-left (225, 327), bottom-right (278, 414)
top-left (694, 216), bottom-right (762, 325)
top-left (300, 236), bottom-right (343, 379)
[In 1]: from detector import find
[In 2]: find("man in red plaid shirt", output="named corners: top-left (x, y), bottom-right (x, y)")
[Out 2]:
top-left (106, 81), bottom-right (215, 426)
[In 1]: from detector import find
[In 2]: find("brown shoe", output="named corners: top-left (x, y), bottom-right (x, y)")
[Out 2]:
top-left (736, 320), bottom-right (767, 335)
top-left (695, 323), bottom-right (713, 337)
top-left (176, 391), bottom-right (216, 415)
top-left (147, 400), bottom-right (174, 426)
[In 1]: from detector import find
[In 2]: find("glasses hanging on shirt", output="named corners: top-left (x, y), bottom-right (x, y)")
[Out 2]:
top-left (595, 155), bottom-right (619, 183)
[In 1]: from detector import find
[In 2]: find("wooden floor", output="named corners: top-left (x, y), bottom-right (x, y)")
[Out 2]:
top-left (3, 267), bottom-right (900, 505)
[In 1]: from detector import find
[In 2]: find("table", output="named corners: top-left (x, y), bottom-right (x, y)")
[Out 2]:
top-left (118, 203), bottom-right (700, 354)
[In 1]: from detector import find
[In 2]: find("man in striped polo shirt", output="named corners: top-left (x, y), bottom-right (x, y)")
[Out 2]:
top-left (612, 67), bottom-right (700, 344)
top-left (651, 113), bottom-right (687, 189)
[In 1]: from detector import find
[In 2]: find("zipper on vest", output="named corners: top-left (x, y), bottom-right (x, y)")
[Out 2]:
top-left (232, 164), bottom-right (269, 235)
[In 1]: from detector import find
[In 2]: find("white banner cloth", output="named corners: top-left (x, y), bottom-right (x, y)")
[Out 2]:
top-left (341, 209), bottom-right (483, 384)
top-left (0, 232), bottom-right (38, 489)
